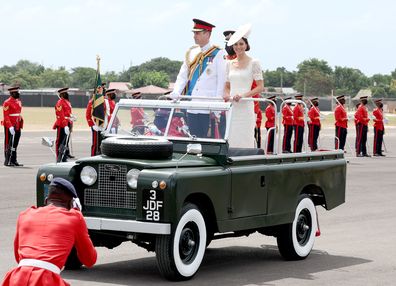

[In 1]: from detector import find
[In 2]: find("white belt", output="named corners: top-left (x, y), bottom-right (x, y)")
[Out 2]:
top-left (18, 259), bottom-right (61, 274)
top-left (9, 113), bottom-right (20, 117)
top-left (57, 116), bottom-right (69, 119)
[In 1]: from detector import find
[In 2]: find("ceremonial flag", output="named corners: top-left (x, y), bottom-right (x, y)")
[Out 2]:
top-left (92, 55), bottom-right (105, 127)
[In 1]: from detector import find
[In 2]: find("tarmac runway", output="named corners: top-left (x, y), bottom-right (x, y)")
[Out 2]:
top-left (0, 128), bottom-right (395, 285)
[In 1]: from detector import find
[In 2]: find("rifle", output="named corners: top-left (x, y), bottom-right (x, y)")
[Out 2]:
top-left (57, 133), bottom-right (70, 163)
top-left (5, 133), bottom-right (15, 166)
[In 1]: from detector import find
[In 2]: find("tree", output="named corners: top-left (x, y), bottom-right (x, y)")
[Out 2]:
top-left (334, 66), bottom-right (369, 95)
top-left (102, 71), bottom-right (120, 84)
top-left (390, 68), bottom-right (396, 79)
top-left (40, 68), bottom-right (70, 88)
top-left (138, 57), bottom-right (182, 82)
top-left (131, 71), bottom-right (169, 88)
top-left (371, 74), bottom-right (392, 87)
top-left (11, 70), bottom-right (41, 89)
top-left (295, 59), bottom-right (334, 96)
top-left (264, 67), bottom-right (295, 88)
top-left (70, 67), bottom-right (96, 90)
top-left (371, 86), bottom-right (387, 98)
top-left (15, 60), bottom-right (45, 76)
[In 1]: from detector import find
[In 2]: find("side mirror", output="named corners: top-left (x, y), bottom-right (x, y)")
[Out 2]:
top-left (187, 143), bottom-right (202, 155)
top-left (41, 137), bottom-right (54, 147)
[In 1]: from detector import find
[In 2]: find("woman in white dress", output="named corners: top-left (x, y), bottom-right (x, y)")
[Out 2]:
top-left (223, 24), bottom-right (264, 148)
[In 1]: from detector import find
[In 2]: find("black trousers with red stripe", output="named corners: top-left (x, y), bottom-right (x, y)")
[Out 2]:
top-left (91, 128), bottom-right (103, 156)
top-left (4, 127), bottom-right (21, 165)
top-left (254, 127), bottom-right (262, 148)
top-left (294, 125), bottom-right (304, 153)
top-left (335, 126), bottom-right (347, 150)
top-left (266, 127), bottom-right (274, 153)
top-left (308, 124), bottom-right (320, 151)
top-left (356, 123), bottom-right (368, 155)
top-left (373, 127), bottom-right (384, 155)
top-left (282, 124), bottom-right (293, 153)
top-left (56, 126), bottom-right (70, 162)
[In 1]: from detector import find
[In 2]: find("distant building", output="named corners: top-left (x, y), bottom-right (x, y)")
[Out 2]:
top-left (126, 85), bottom-right (171, 99)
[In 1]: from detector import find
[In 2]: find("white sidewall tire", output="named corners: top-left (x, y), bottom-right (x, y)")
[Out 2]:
top-left (173, 208), bottom-right (206, 278)
top-left (292, 197), bottom-right (317, 257)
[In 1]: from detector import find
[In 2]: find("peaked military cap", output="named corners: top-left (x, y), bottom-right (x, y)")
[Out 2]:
top-left (8, 86), bottom-right (20, 92)
top-left (284, 96), bottom-right (292, 100)
top-left (336, 95), bottom-right (345, 100)
top-left (359, 95), bottom-right (368, 100)
top-left (295, 93), bottom-right (303, 99)
top-left (132, 91), bottom-right (141, 99)
top-left (105, 88), bottom-right (116, 94)
top-left (267, 94), bottom-right (276, 100)
top-left (374, 98), bottom-right (382, 103)
top-left (311, 97), bottom-right (319, 102)
top-left (49, 177), bottom-right (78, 198)
top-left (57, 87), bottom-right (69, 94)
top-left (192, 18), bottom-right (215, 32)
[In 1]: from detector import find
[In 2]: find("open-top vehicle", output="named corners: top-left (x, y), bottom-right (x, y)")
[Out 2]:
top-left (37, 97), bottom-right (346, 280)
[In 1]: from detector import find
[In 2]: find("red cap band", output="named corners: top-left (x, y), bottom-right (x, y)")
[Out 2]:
top-left (194, 23), bottom-right (212, 31)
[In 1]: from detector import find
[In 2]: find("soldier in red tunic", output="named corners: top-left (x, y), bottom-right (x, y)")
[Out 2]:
top-left (355, 96), bottom-right (370, 157)
top-left (282, 96), bottom-right (293, 153)
top-left (105, 89), bottom-right (119, 133)
top-left (307, 97), bottom-right (321, 151)
top-left (2, 86), bottom-right (24, 166)
top-left (1, 177), bottom-right (97, 286)
top-left (334, 95), bottom-right (348, 150)
top-left (86, 85), bottom-right (109, 156)
top-left (372, 99), bottom-right (385, 156)
top-left (265, 95), bottom-right (276, 153)
top-left (293, 93), bottom-right (305, 153)
top-left (53, 88), bottom-right (73, 162)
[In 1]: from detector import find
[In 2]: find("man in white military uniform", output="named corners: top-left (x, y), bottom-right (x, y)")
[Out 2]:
top-left (171, 18), bottom-right (226, 138)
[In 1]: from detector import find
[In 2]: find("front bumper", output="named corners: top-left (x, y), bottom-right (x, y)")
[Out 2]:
top-left (85, 216), bottom-right (171, 235)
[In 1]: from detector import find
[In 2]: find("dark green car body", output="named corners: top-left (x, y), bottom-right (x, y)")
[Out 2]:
top-left (36, 98), bottom-right (346, 279)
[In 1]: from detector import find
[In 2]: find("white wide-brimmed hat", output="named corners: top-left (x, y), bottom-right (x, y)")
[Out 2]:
top-left (227, 23), bottom-right (252, 46)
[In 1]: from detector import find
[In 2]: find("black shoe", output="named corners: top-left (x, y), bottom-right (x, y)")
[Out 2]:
top-left (356, 154), bottom-right (363, 157)
top-left (374, 153), bottom-right (385, 157)
top-left (363, 154), bottom-right (371, 157)
top-left (12, 161), bottom-right (23, 166)
top-left (67, 154), bottom-right (75, 159)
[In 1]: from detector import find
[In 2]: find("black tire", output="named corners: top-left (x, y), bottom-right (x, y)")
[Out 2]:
top-left (64, 247), bottom-right (82, 270)
top-left (101, 137), bottom-right (173, 159)
top-left (155, 203), bottom-right (207, 281)
top-left (277, 195), bottom-right (317, 260)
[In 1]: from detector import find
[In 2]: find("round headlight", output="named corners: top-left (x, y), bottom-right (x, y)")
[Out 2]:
top-left (127, 169), bottom-right (140, 189)
top-left (80, 166), bottom-right (97, 186)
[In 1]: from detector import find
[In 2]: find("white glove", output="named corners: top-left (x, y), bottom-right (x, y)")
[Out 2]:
top-left (72, 198), bottom-right (82, 211)
top-left (111, 127), bottom-right (116, 134)
top-left (9, 126), bottom-right (15, 135)
top-left (149, 125), bottom-right (162, 135)
top-left (64, 126), bottom-right (70, 135)
top-left (169, 92), bottom-right (180, 100)
top-left (70, 114), bottom-right (77, 122)
top-left (92, 125), bottom-right (100, 132)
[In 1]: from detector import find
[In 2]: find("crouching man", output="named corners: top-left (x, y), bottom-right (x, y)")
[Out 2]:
top-left (1, 177), bottom-right (97, 286)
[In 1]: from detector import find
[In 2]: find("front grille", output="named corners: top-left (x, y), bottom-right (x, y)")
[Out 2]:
top-left (84, 164), bottom-right (137, 209)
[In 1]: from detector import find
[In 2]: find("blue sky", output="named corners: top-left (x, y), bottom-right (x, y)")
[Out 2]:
top-left (1, 0), bottom-right (395, 76)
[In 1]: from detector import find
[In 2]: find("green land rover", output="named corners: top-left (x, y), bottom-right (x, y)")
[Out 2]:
top-left (37, 97), bottom-right (346, 281)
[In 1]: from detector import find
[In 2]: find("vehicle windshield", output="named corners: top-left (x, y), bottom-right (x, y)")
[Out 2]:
top-left (107, 99), bottom-right (231, 142)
